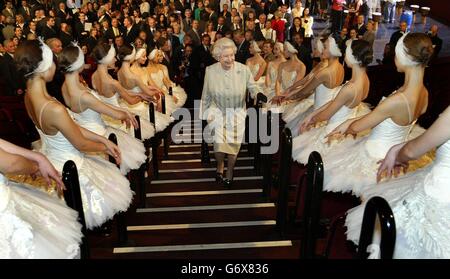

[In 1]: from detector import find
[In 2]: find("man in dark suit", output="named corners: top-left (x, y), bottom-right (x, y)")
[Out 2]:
top-left (84, 28), bottom-right (98, 53)
top-left (45, 38), bottom-right (65, 104)
top-left (215, 16), bottom-right (229, 33)
top-left (104, 17), bottom-right (124, 42)
top-left (56, 1), bottom-right (72, 25)
top-left (186, 20), bottom-right (202, 47)
top-left (166, 25), bottom-right (181, 55)
top-left (233, 30), bottom-right (250, 64)
top-left (59, 22), bottom-right (73, 47)
top-left (0, 39), bottom-right (24, 96)
top-left (182, 9), bottom-right (194, 33)
top-left (172, 34), bottom-right (193, 75)
top-left (191, 34), bottom-right (216, 96)
top-left (18, 0), bottom-right (33, 22)
top-left (41, 17), bottom-right (58, 40)
top-left (292, 33), bottom-right (312, 74)
top-left (141, 16), bottom-right (157, 45)
top-left (388, 20), bottom-right (407, 49)
top-left (353, 15), bottom-right (367, 38)
top-left (74, 12), bottom-right (89, 41)
top-left (123, 16), bottom-right (139, 44)
top-left (157, 37), bottom-right (176, 80)
top-left (97, 7), bottom-right (111, 26)
top-left (428, 25), bottom-right (443, 60)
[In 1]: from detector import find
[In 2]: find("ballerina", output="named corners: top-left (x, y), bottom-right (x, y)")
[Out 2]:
top-left (90, 43), bottom-right (161, 137)
top-left (271, 41), bottom-right (310, 114)
top-left (17, 39), bottom-right (133, 229)
top-left (346, 104), bottom-right (450, 258)
top-left (264, 42), bottom-right (286, 101)
top-left (322, 33), bottom-right (433, 196)
top-left (0, 138), bottom-right (82, 259)
top-left (59, 44), bottom-right (147, 175)
top-left (246, 41), bottom-right (267, 91)
top-left (146, 48), bottom-right (187, 114)
top-left (292, 39), bottom-right (373, 164)
top-left (127, 47), bottom-right (175, 132)
top-left (273, 35), bottom-right (344, 138)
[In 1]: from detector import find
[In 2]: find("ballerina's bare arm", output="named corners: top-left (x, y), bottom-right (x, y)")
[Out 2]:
top-left (344, 95), bottom-right (399, 136)
top-left (312, 84), bottom-right (357, 124)
top-left (254, 60), bottom-right (267, 81)
top-left (110, 79), bottom-right (143, 105)
top-left (45, 103), bottom-right (113, 155)
top-left (0, 147), bottom-right (39, 175)
top-left (81, 93), bottom-right (139, 128)
top-left (274, 64), bottom-right (284, 96)
top-left (284, 70), bottom-right (330, 102)
top-left (398, 105), bottom-right (450, 163)
top-left (0, 139), bottom-right (65, 189)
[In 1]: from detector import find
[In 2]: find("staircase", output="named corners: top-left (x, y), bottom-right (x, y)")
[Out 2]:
top-left (89, 118), bottom-right (301, 259)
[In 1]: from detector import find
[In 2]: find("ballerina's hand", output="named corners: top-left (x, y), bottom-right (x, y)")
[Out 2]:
top-left (105, 140), bottom-right (122, 165)
top-left (376, 143), bottom-right (408, 183)
top-left (122, 110), bottom-right (138, 129)
top-left (300, 115), bottom-right (315, 133)
top-left (271, 95), bottom-right (286, 105)
top-left (35, 154), bottom-right (65, 197)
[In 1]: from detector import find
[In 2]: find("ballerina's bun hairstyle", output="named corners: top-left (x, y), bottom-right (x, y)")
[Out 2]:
top-left (402, 32), bottom-right (434, 67)
top-left (350, 40), bottom-right (373, 67)
top-left (15, 40), bottom-right (45, 80)
top-left (58, 44), bottom-right (83, 73)
top-left (92, 42), bottom-right (114, 63)
top-left (117, 44), bottom-right (135, 62)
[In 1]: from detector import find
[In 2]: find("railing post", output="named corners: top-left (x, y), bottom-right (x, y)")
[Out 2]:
top-left (134, 115), bottom-right (148, 208)
top-left (301, 151), bottom-right (324, 259)
top-left (108, 133), bottom-right (129, 246)
top-left (358, 196), bottom-right (396, 259)
top-left (262, 109), bottom-right (272, 198)
top-left (62, 160), bottom-right (90, 259)
top-left (149, 103), bottom-right (159, 179)
top-left (201, 119), bottom-right (211, 164)
top-left (276, 128), bottom-right (292, 237)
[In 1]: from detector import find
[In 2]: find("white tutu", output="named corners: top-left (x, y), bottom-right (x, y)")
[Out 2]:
top-left (0, 175), bottom-right (82, 259)
top-left (105, 127), bottom-right (147, 174)
top-left (35, 128), bottom-right (134, 230)
top-left (119, 99), bottom-right (173, 133)
top-left (345, 162), bottom-right (450, 258)
top-left (292, 103), bottom-right (371, 164)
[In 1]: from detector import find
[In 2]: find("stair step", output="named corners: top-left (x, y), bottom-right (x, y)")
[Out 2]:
top-left (128, 206), bottom-right (275, 225)
top-left (146, 179), bottom-right (262, 192)
top-left (113, 240), bottom-right (292, 254)
top-left (147, 188), bottom-right (262, 197)
top-left (146, 192), bottom-right (265, 207)
top-left (151, 176), bottom-right (262, 184)
top-left (136, 202), bottom-right (275, 213)
top-left (127, 220), bottom-right (276, 232)
top-left (161, 157), bottom-right (254, 164)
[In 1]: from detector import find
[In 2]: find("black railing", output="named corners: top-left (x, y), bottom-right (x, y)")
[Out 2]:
top-left (253, 92), bottom-right (268, 173)
top-left (358, 196), bottom-right (396, 259)
top-left (62, 160), bottom-right (89, 259)
top-left (201, 119), bottom-right (211, 164)
top-left (276, 128), bottom-right (292, 237)
top-left (300, 151), bottom-right (324, 259)
top-left (262, 109), bottom-right (272, 198)
top-left (148, 102), bottom-right (159, 178)
top-left (107, 133), bottom-right (128, 246)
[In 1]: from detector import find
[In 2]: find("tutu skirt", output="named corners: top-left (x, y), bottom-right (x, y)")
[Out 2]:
top-left (345, 163), bottom-right (450, 258)
top-left (0, 181), bottom-right (82, 259)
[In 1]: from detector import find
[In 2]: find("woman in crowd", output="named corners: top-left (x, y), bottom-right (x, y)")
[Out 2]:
top-left (201, 38), bottom-right (262, 188)
top-left (264, 42), bottom-right (286, 101)
top-left (301, 7), bottom-right (314, 51)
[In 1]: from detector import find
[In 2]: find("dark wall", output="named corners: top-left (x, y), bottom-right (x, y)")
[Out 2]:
top-left (406, 0), bottom-right (450, 25)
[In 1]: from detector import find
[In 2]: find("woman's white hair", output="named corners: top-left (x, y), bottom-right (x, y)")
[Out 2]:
top-left (211, 37), bottom-right (237, 60)
top-left (250, 40), bottom-right (261, 53)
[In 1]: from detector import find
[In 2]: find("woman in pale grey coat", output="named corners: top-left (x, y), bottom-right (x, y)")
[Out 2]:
top-left (200, 38), bottom-right (262, 187)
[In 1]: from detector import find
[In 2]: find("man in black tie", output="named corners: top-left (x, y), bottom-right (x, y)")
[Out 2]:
top-left (233, 30), bottom-right (250, 64)
top-left (231, 15), bottom-right (241, 31)
top-left (0, 39), bottom-right (24, 96)
top-left (123, 16), bottom-right (139, 44)
top-left (187, 19), bottom-right (202, 46)
top-left (353, 15), bottom-right (367, 38)
top-left (59, 22), bottom-right (73, 47)
top-left (182, 9), bottom-right (194, 33)
top-left (41, 17), bottom-right (58, 40)
top-left (18, 0), bottom-right (32, 22)
top-left (216, 16), bottom-right (229, 33)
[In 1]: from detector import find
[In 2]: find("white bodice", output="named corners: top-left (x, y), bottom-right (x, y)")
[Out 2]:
top-left (150, 71), bottom-right (166, 90)
top-left (365, 97), bottom-right (415, 159)
top-left (72, 90), bottom-right (107, 137)
top-left (281, 69), bottom-right (297, 92)
top-left (130, 86), bottom-right (141, 94)
top-left (249, 63), bottom-right (260, 78)
top-left (99, 92), bottom-right (121, 107)
top-left (0, 174), bottom-right (11, 212)
top-left (314, 84), bottom-right (339, 109)
top-left (267, 65), bottom-right (278, 89)
top-left (326, 83), bottom-right (360, 133)
top-left (36, 127), bottom-right (84, 170)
